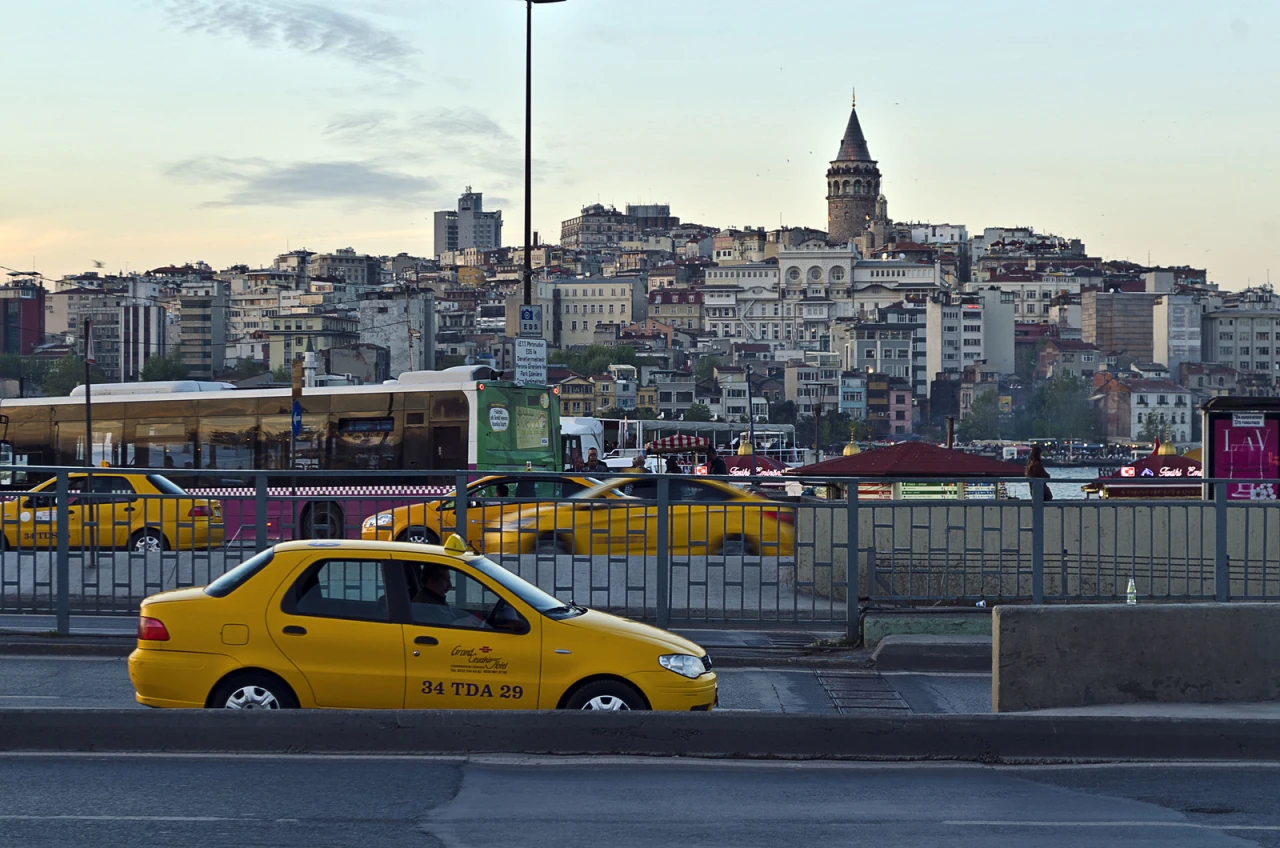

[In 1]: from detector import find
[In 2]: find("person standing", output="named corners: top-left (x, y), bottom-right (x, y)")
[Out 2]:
top-left (665, 455), bottom-right (683, 474)
top-left (583, 448), bottom-right (610, 474)
top-left (706, 446), bottom-right (728, 477)
top-left (1025, 445), bottom-right (1053, 501)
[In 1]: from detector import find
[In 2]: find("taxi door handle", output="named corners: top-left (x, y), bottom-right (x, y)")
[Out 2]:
top-left (282, 625), bottom-right (307, 635)
top-left (414, 635), bottom-right (438, 646)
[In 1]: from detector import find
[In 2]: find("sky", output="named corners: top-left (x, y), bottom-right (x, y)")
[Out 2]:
top-left (2, 0), bottom-right (1277, 288)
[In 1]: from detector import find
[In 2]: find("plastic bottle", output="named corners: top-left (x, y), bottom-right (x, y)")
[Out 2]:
top-left (1126, 578), bottom-right (1137, 605)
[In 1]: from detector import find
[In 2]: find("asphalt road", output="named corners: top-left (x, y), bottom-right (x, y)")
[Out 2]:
top-left (1, 755), bottom-right (1278, 847)
top-left (0, 655), bottom-right (991, 714)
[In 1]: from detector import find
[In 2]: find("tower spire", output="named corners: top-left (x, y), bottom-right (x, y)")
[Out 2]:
top-left (851, 87), bottom-right (856, 107)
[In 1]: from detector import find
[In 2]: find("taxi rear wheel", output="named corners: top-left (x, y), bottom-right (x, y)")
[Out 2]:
top-left (715, 535), bottom-right (757, 557)
top-left (564, 680), bottom-right (647, 711)
top-left (535, 533), bottom-right (573, 555)
top-left (399, 526), bottom-right (438, 545)
top-left (130, 528), bottom-right (167, 553)
top-left (210, 672), bottom-right (299, 710)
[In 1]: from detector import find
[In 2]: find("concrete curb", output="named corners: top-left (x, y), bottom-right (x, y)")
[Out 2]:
top-left (2, 709), bottom-right (1279, 762)
top-left (0, 640), bottom-right (133, 657)
top-left (872, 635), bottom-right (991, 673)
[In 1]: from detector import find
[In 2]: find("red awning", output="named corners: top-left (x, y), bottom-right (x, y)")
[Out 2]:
top-left (645, 434), bottom-right (710, 454)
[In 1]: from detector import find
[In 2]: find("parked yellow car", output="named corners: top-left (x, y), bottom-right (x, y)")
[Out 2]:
top-left (129, 537), bottom-right (717, 711)
top-left (483, 477), bottom-right (796, 557)
top-left (0, 472), bottom-right (224, 552)
top-left (360, 474), bottom-right (609, 549)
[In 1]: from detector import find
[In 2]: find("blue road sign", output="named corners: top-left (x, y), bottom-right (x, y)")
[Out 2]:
top-left (291, 400), bottom-right (303, 437)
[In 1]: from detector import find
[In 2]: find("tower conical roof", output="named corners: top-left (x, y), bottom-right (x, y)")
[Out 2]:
top-left (835, 101), bottom-right (873, 163)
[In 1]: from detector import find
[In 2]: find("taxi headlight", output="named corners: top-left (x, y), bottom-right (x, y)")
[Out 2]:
top-left (658, 654), bottom-right (707, 679)
top-left (363, 514), bottom-right (394, 529)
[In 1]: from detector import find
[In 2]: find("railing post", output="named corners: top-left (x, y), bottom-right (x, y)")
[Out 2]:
top-left (655, 474), bottom-right (670, 629)
top-left (255, 474), bottom-right (268, 553)
top-left (1031, 478), bottom-right (1045, 605)
top-left (845, 479), bottom-right (859, 641)
top-left (1214, 481), bottom-right (1229, 602)
top-left (55, 470), bottom-right (70, 635)
top-left (453, 471), bottom-right (468, 545)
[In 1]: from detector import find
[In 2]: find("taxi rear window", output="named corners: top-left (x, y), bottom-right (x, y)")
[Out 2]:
top-left (205, 549), bottom-right (274, 598)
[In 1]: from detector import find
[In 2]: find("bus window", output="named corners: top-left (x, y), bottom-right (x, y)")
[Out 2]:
top-left (128, 419), bottom-right (196, 469)
top-left (199, 416), bottom-right (257, 471)
top-left (429, 425), bottom-right (466, 471)
top-left (330, 416), bottom-right (401, 470)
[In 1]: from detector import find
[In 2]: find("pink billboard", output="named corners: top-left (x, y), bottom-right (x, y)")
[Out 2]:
top-left (1210, 413), bottom-right (1280, 501)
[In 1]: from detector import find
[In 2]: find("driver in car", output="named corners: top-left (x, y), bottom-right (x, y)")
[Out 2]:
top-left (412, 564), bottom-right (480, 627)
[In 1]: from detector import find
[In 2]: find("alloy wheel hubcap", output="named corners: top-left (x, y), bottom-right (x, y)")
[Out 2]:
top-left (582, 695), bottom-right (630, 711)
top-left (226, 686), bottom-right (280, 709)
top-left (135, 535), bottom-right (161, 553)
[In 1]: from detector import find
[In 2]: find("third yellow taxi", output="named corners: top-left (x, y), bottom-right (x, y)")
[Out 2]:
top-left (483, 476), bottom-right (795, 558)
top-left (129, 536), bottom-right (716, 711)
top-left (0, 471), bottom-right (223, 552)
top-left (360, 473), bottom-right (610, 549)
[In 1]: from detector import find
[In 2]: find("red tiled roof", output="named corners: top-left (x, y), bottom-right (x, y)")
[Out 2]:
top-left (792, 442), bottom-right (1025, 477)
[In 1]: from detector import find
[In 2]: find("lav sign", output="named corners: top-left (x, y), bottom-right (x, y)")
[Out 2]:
top-left (519, 304), bottom-right (543, 339)
top-left (514, 338), bottom-right (547, 386)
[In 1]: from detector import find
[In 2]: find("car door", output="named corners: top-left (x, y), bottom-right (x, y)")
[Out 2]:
top-left (86, 475), bottom-right (141, 548)
top-left (395, 556), bottom-right (542, 710)
top-left (265, 555), bottom-right (405, 709)
top-left (436, 479), bottom-right (516, 545)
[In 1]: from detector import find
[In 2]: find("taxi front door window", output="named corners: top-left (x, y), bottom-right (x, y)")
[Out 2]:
top-left (398, 561), bottom-right (541, 710)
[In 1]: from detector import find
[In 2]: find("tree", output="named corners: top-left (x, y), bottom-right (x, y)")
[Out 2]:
top-left (632, 407), bottom-right (659, 420)
top-left (550, 344), bottom-right (639, 377)
top-left (1013, 376), bottom-right (1104, 442)
top-left (693, 355), bottom-right (724, 382)
top-left (956, 389), bottom-right (1002, 442)
top-left (848, 419), bottom-right (872, 442)
top-left (1137, 414), bottom-right (1169, 444)
top-left (219, 359), bottom-right (267, 382)
top-left (140, 350), bottom-right (190, 382)
top-left (434, 354), bottom-right (467, 370)
top-left (40, 355), bottom-right (106, 397)
top-left (684, 403), bottom-right (713, 422)
top-left (272, 364), bottom-right (292, 382)
top-left (768, 400), bottom-right (797, 426)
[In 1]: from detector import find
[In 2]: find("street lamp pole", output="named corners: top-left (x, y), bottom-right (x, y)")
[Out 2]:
top-left (522, 0), bottom-right (565, 307)
top-left (745, 365), bottom-right (757, 477)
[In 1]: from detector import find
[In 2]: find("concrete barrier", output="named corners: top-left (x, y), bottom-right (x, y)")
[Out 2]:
top-left (2, 708), bottom-right (1280, 762)
top-left (993, 603), bottom-right (1280, 713)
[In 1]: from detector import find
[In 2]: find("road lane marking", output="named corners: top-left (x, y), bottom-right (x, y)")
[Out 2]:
top-left (0, 696), bottom-right (60, 700)
top-left (0, 815), bottom-right (254, 823)
top-left (947, 821), bottom-right (1280, 831)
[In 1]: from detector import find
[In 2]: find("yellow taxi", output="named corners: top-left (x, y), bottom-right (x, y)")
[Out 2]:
top-left (482, 476), bottom-right (796, 558)
top-left (128, 537), bottom-right (717, 712)
top-left (359, 474), bottom-right (610, 549)
top-left (0, 472), bottom-right (224, 552)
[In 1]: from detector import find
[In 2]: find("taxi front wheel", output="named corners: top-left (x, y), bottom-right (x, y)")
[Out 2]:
top-left (564, 681), bottom-right (648, 711)
top-left (210, 672), bottom-right (299, 710)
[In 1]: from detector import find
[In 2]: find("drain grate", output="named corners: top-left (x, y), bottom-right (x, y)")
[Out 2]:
top-left (816, 672), bottom-right (910, 715)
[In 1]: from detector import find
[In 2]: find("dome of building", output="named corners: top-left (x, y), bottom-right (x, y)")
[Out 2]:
top-left (843, 440), bottom-right (861, 457)
top-left (737, 442), bottom-right (753, 456)
top-left (1157, 441), bottom-right (1177, 456)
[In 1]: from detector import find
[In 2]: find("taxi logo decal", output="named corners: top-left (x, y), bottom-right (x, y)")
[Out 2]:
top-left (450, 644), bottom-right (508, 673)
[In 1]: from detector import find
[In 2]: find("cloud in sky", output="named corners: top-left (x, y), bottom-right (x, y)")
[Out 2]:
top-left (162, 0), bottom-right (415, 73)
top-left (322, 107), bottom-right (514, 147)
top-left (165, 157), bottom-right (440, 208)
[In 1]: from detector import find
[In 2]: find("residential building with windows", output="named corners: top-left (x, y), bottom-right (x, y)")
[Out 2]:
top-left (177, 280), bottom-right (228, 379)
top-left (784, 352), bottom-right (841, 418)
top-left (532, 277), bottom-right (648, 349)
top-left (1082, 290), bottom-right (1158, 365)
top-left (433, 187), bottom-right (503, 258)
top-left (0, 279), bottom-right (46, 355)
top-left (1200, 288), bottom-right (1280, 377)
top-left (307, 248), bottom-right (386, 289)
top-left (265, 312), bottom-right (359, 369)
top-left (839, 371), bottom-right (867, 420)
top-left (557, 373), bottom-right (595, 416)
top-left (1092, 373), bottom-right (1194, 443)
top-left (925, 288), bottom-right (1016, 396)
top-left (1037, 339), bottom-right (1101, 381)
top-left (648, 289), bottom-right (703, 331)
top-left (560, 204), bottom-right (640, 250)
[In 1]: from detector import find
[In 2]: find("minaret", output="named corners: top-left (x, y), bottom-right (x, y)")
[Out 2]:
top-left (826, 89), bottom-right (882, 245)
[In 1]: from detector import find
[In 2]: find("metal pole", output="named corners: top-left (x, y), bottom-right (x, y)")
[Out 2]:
top-left (255, 474), bottom-right (269, 553)
top-left (845, 480), bottom-right (859, 641)
top-left (55, 470), bottom-right (70, 635)
top-left (83, 318), bottom-right (92, 468)
top-left (655, 475), bottom-right (670, 629)
top-left (522, 0), bottom-right (533, 307)
top-left (1031, 478), bottom-right (1045, 604)
top-left (1214, 481), bottom-right (1229, 602)
top-left (746, 365), bottom-right (757, 477)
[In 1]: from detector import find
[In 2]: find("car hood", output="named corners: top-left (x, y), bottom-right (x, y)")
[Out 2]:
top-left (559, 609), bottom-right (706, 656)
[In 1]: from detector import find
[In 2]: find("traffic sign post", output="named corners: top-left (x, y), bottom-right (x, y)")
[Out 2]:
top-left (291, 400), bottom-right (303, 438)
top-left (514, 338), bottom-right (547, 386)
top-left (518, 304), bottom-right (543, 339)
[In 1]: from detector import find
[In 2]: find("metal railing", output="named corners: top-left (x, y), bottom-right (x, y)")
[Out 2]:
top-left (0, 467), bottom-right (1276, 636)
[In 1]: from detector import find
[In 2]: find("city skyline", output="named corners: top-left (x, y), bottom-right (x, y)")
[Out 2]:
top-left (2, 0), bottom-right (1277, 286)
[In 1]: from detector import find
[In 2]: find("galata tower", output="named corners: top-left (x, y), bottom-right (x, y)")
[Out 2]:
top-left (826, 89), bottom-right (882, 245)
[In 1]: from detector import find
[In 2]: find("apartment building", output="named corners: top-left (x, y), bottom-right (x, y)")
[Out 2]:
top-left (925, 288), bottom-right (1016, 393)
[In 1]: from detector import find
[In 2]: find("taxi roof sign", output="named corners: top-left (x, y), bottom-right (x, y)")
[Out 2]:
top-left (443, 534), bottom-right (467, 554)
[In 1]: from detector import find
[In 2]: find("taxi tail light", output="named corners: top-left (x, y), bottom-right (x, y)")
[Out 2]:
top-left (137, 616), bottom-right (170, 642)
top-left (761, 509), bottom-right (794, 525)
top-left (188, 505), bottom-right (211, 518)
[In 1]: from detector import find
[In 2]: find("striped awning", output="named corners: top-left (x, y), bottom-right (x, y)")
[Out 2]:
top-left (645, 434), bottom-right (710, 453)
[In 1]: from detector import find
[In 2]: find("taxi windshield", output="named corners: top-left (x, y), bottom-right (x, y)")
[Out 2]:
top-left (468, 555), bottom-right (583, 618)
top-left (569, 480), bottom-right (636, 500)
